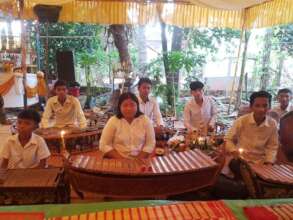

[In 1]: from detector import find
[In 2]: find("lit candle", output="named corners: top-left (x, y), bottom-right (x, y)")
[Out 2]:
top-left (60, 130), bottom-right (66, 152)
top-left (238, 148), bottom-right (244, 157)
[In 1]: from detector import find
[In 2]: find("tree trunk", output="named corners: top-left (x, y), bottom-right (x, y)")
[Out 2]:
top-left (171, 26), bottom-right (184, 91)
top-left (160, 22), bottom-right (170, 77)
top-left (136, 25), bottom-right (147, 76)
top-left (109, 25), bottom-right (132, 71)
top-left (260, 29), bottom-right (273, 90)
top-left (275, 55), bottom-right (284, 87)
top-left (235, 31), bottom-right (250, 110)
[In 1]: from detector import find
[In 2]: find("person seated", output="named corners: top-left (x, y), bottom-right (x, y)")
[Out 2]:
top-left (99, 92), bottom-right (155, 159)
top-left (68, 81), bottom-right (81, 98)
top-left (137, 78), bottom-right (164, 130)
top-left (0, 109), bottom-right (51, 169)
top-left (41, 80), bottom-right (87, 128)
top-left (183, 81), bottom-right (217, 135)
top-left (278, 111), bottom-right (293, 163)
top-left (270, 88), bottom-right (293, 121)
top-left (225, 91), bottom-right (278, 168)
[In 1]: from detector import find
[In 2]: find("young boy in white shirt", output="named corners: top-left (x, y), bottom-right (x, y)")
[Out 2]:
top-left (41, 80), bottom-right (87, 128)
top-left (0, 109), bottom-right (51, 169)
top-left (184, 81), bottom-right (217, 135)
top-left (137, 78), bottom-right (164, 128)
top-left (225, 91), bottom-right (279, 179)
top-left (269, 88), bottom-right (293, 121)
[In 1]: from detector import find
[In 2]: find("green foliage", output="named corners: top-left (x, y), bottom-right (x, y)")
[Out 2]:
top-left (37, 22), bottom-right (106, 79)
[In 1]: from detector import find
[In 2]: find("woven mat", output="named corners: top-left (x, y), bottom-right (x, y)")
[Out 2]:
top-left (244, 203), bottom-right (293, 220)
top-left (48, 201), bottom-right (236, 220)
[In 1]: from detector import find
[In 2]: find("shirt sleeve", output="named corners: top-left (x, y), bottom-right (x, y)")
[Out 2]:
top-left (0, 139), bottom-right (11, 159)
top-left (153, 99), bottom-right (164, 126)
top-left (74, 98), bottom-right (87, 128)
top-left (99, 117), bottom-right (116, 154)
top-left (224, 118), bottom-right (241, 153)
top-left (41, 99), bottom-right (53, 128)
top-left (142, 116), bottom-right (156, 153)
top-left (183, 101), bottom-right (193, 131)
top-left (264, 125), bottom-right (279, 163)
top-left (36, 137), bottom-right (51, 160)
top-left (209, 98), bottom-right (217, 127)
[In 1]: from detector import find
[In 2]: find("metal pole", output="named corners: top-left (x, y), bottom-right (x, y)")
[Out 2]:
top-left (35, 21), bottom-right (41, 70)
top-left (19, 0), bottom-right (27, 109)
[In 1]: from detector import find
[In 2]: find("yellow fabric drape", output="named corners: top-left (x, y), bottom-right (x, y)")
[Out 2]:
top-left (0, 0), bottom-right (293, 29)
top-left (0, 75), bottom-right (15, 95)
top-left (244, 0), bottom-right (293, 29)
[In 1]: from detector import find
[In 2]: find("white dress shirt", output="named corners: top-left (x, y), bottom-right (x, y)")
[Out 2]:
top-left (41, 95), bottom-right (87, 128)
top-left (99, 115), bottom-right (156, 158)
top-left (137, 95), bottom-right (164, 126)
top-left (225, 113), bottom-right (279, 164)
top-left (0, 133), bottom-right (51, 169)
top-left (270, 104), bottom-right (293, 119)
top-left (183, 96), bottom-right (217, 132)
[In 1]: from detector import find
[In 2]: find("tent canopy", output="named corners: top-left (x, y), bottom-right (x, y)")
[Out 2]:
top-left (0, 0), bottom-right (292, 29)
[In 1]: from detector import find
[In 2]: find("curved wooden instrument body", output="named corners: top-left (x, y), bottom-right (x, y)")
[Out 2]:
top-left (0, 168), bottom-right (70, 205)
top-left (242, 162), bottom-right (293, 198)
top-left (279, 111), bottom-right (293, 163)
top-left (67, 149), bottom-right (224, 199)
top-left (35, 127), bottom-right (102, 154)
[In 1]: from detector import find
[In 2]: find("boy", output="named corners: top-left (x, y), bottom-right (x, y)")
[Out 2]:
top-left (0, 109), bottom-right (51, 169)
top-left (184, 81), bottom-right (217, 135)
top-left (41, 80), bottom-right (87, 128)
top-left (137, 78), bottom-right (164, 127)
top-left (270, 88), bottom-right (293, 119)
top-left (225, 91), bottom-right (279, 165)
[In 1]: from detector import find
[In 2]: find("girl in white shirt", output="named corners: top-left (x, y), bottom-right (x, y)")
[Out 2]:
top-left (99, 92), bottom-right (156, 159)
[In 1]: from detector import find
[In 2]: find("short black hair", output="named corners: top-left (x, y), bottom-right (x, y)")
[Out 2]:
top-left (18, 109), bottom-right (41, 124)
top-left (116, 92), bottom-right (143, 119)
top-left (54, 80), bottom-right (67, 89)
top-left (277, 88), bottom-right (292, 96)
top-left (249, 91), bottom-right (272, 107)
top-left (138, 78), bottom-right (152, 88)
top-left (190, 81), bottom-right (204, 91)
top-left (69, 81), bottom-right (80, 88)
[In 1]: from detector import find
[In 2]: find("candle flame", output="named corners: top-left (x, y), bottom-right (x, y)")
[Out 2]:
top-left (60, 130), bottom-right (65, 137)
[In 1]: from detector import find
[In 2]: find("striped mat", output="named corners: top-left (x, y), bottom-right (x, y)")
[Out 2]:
top-left (244, 203), bottom-right (293, 220)
top-left (48, 201), bottom-right (236, 220)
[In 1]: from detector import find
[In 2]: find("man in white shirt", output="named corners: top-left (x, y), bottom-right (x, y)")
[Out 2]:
top-left (0, 109), bottom-right (50, 169)
top-left (137, 78), bottom-right (164, 127)
top-left (183, 81), bottom-right (217, 135)
top-left (269, 88), bottom-right (293, 121)
top-left (41, 80), bottom-right (87, 128)
top-left (225, 91), bottom-right (279, 166)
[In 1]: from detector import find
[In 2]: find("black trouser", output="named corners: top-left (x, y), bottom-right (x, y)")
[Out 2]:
top-left (229, 158), bottom-right (242, 180)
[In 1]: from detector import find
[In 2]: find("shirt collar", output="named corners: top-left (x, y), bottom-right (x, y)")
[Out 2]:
top-left (11, 133), bottom-right (38, 148)
top-left (137, 94), bottom-right (150, 104)
top-left (248, 112), bottom-right (270, 127)
top-left (53, 95), bottom-right (72, 105)
top-left (192, 95), bottom-right (206, 105)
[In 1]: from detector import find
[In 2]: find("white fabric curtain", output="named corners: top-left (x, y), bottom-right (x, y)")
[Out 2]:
top-left (189, 0), bottom-right (270, 10)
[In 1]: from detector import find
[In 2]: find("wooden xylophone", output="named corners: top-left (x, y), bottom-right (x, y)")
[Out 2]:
top-left (244, 204), bottom-right (293, 220)
top-left (244, 163), bottom-right (293, 198)
top-left (67, 149), bottom-right (223, 199)
top-left (35, 127), bottom-right (102, 154)
top-left (48, 201), bottom-right (236, 220)
top-left (0, 168), bottom-right (70, 205)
